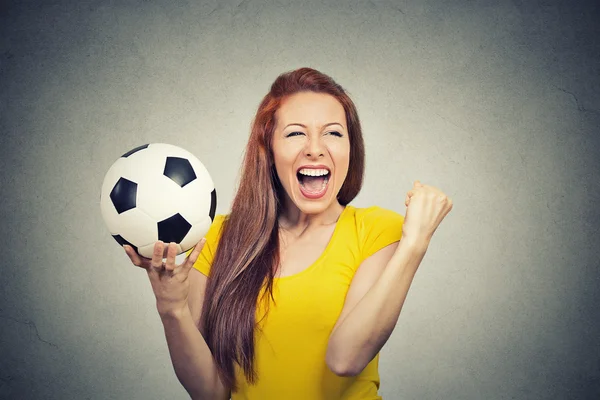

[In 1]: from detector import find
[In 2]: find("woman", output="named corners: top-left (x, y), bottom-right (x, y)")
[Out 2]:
top-left (124, 67), bottom-right (452, 399)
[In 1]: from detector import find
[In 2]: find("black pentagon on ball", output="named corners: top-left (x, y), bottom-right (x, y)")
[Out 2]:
top-left (158, 213), bottom-right (192, 244)
top-left (164, 157), bottom-right (196, 188)
top-left (112, 234), bottom-right (139, 254)
top-left (121, 144), bottom-right (149, 158)
top-left (110, 178), bottom-right (137, 214)
top-left (210, 188), bottom-right (217, 221)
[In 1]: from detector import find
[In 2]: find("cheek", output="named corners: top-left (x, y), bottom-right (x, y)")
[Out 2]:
top-left (272, 151), bottom-right (297, 181)
top-left (275, 140), bottom-right (303, 161)
top-left (332, 148), bottom-right (350, 183)
top-left (336, 161), bottom-right (350, 184)
top-left (328, 142), bottom-right (350, 167)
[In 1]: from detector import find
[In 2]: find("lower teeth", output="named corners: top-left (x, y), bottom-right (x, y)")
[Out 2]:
top-left (301, 177), bottom-right (329, 193)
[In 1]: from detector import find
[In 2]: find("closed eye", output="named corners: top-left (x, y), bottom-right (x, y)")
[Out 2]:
top-left (285, 131), bottom-right (343, 138)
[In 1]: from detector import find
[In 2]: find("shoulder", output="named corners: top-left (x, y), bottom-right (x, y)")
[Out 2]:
top-left (207, 214), bottom-right (228, 237)
top-left (202, 214), bottom-right (229, 252)
top-left (347, 205), bottom-right (404, 260)
top-left (187, 214), bottom-right (229, 276)
top-left (351, 205), bottom-right (404, 229)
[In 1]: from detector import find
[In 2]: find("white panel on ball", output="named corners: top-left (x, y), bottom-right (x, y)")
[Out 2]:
top-left (116, 208), bottom-right (160, 254)
top-left (136, 172), bottom-right (186, 222)
top-left (177, 179), bottom-right (213, 224)
top-left (126, 145), bottom-right (165, 177)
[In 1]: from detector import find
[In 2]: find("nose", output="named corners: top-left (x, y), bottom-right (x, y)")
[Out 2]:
top-left (305, 136), bottom-right (325, 158)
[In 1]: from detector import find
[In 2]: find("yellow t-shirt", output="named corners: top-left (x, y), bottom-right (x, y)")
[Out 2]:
top-left (189, 204), bottom-right (404, 399)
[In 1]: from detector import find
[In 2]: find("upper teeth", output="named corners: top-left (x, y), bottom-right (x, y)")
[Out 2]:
top-left (298, 168), bottom-right (329, 176)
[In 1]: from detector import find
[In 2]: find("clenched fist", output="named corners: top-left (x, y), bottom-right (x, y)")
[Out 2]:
top-left (403, 181), bottom-right (452, 244)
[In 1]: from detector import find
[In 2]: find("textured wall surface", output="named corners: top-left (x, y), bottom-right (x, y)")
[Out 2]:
top-left (1, 0), bottom-right (599, 399)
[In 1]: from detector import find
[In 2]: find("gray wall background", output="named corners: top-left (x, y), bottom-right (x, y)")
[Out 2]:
top-left (1, 0), bottom-right (599, 399)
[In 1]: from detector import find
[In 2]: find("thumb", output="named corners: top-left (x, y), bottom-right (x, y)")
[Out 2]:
top-left (182, 238), bottom-right (206, 272)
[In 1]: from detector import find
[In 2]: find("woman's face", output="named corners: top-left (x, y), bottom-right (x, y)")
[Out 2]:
top-left (271, 91), bottom-right (350, 215)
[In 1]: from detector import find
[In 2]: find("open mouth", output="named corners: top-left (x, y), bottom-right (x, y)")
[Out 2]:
top-left (296, 169), bottom-right (330, 198)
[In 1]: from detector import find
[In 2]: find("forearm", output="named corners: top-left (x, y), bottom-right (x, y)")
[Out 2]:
top-left (160, 306), bottom-right (226, 400)
top-left (327, 238), bottom-right (428, 376)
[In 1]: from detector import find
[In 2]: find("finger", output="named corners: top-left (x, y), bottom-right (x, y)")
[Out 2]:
top-left (151, 241), bottom-right (165, 270)
top-left (164, 242), bottom-right (178, 272)
top-left (124, 245), bottom-right (150, 269)
top-left (182, 238), bottom-right (207, 273)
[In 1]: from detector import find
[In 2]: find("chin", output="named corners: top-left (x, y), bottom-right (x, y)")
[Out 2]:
top-left (292, 192), bottom-right (339, 214)
top-left (296, 202), bottom-right (329, 214)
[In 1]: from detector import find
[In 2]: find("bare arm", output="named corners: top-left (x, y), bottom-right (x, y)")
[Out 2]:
top-left (326, 238), bottom-right (428, 376)
top-left (160, 268), bottom-right (230, 400)
top-left (125, 239), bottom-right (232, 399)
top-left (327, 180), bottom-right (453, 376)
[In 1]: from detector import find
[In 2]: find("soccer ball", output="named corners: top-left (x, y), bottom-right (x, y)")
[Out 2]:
top-left (100, 143), bottom-right (217, 258)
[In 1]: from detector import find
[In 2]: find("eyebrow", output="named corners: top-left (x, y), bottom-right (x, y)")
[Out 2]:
top-left (283, 122), bottom-right (345, 130)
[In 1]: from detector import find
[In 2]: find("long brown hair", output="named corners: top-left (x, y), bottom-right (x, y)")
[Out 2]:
top-left (200, 67), bottom-right (366, 391)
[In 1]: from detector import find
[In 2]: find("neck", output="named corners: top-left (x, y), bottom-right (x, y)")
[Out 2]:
top-left (278, 200), bottom-right (346, 234)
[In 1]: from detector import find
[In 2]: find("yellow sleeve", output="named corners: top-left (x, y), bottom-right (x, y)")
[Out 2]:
top-left (185, 214), bottom-right (226, 276)
top-left (358, 206), bottom-right (404, 260)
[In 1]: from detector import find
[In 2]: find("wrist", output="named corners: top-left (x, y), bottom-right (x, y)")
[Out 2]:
top-left (399, 235), bottom-right (430, 252)
top-left (157, 303), bottom-right (191, 321)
